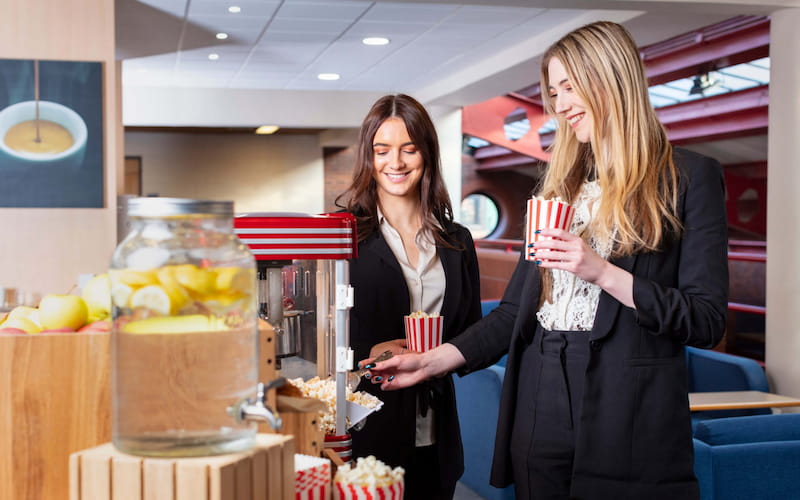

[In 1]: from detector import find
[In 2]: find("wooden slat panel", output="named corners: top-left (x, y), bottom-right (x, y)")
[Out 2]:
top-left (175, 461), bottom-right (210, 500)
top-left (210, 461), bottom-right (237, 500)
top-left (250, 447), bottom-right (268, 500)
top-left (80, 452), bottom-right (111, 500)
top-left (112, 455), bottom-right (144, 500)
top-left (280, 437), bottom-right (295, 500)
top-left (144, 459), bottom-right (175, 500)
top-left (236, 457), bottom-right (253, 500)
top-left (69, 453), bottom-right (80, 500)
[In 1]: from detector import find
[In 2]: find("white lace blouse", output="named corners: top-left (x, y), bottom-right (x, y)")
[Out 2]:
top-left (536, 180), bottom-right (614, 331)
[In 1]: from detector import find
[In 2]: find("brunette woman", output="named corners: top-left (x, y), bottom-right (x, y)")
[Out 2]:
top-left (337, 94), bottom-right (482, 499)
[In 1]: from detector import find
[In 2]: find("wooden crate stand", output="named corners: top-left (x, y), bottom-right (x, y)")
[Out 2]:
top-left (70, 434), bottom-right (295, 500)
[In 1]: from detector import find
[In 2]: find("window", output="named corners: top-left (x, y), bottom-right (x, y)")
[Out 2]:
top-left (461, 193), bottom-right (499, 239)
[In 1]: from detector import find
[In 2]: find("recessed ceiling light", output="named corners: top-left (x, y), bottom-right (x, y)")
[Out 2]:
top-left (228, 6), bottom-right (241, 13)
top-left (362, 37), bottom-right (390, 46)
top-left (317, 73), bottom-right (340, 81)
top-left (216, 32), bottom-right (229, 40)
top-left (255, 125), bottom-right (280, 135)
top-left (208, 53), bottom-right (220, 60)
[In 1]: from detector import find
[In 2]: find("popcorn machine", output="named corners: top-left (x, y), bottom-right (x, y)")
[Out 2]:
top-left (233, 212), bottom-right (357, 436)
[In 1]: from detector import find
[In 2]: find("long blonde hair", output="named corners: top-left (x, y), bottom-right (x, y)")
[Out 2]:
top-left (539, 21), bottom-right (681, 256)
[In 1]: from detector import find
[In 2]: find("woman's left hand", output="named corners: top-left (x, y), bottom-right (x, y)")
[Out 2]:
top-left (531, 228), bottom-right (635, 308)
top-left (530, 228), bottom-right (608, 284)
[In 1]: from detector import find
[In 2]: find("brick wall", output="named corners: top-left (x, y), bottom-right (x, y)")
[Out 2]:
top-left (323, 146), bottom-right (356, 213)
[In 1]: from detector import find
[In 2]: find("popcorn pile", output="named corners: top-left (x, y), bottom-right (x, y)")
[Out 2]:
top-left (287, 376), bottom-right (382, 434)
top-left (334, 455), bottom-right (404, 490)
top-left (406, 310), bottom-right (439, 318)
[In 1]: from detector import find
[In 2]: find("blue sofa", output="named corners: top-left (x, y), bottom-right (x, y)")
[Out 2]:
top-left (693, 413), bottom-right (800, 500)
top-left (454, 299), bottom-right (514, 500)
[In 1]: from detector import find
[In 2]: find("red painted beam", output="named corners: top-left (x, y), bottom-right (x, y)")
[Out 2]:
top-left (536, 86), bottom-right (768, 148)
top-left (657, 85), bottom-right (768, 125)
top-left (462, 95), bottom-right (551, 162)
top-left (642, 17), bottom-right (770, 85)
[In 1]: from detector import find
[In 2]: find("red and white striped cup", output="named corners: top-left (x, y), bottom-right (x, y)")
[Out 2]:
top-left (295, 454), bottom-right (331, 500)
top-left (525, 197), bottom-right (575, 261)
top-left (334, 480), bottom-right (404, 500)
top-left (404, 315), bottom-right (443, 353)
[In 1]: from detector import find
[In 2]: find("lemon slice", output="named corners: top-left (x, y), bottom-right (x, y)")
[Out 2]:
top-left (122, 314), bottom-right (229, 334)
top-left (173, 264), bottom-right (217, 296)
top-left (156, 267), bottom-right (190, 313)
top-left (110, 269), bottom-right (159, 286)
top-left (111, 283), bottom-right (134, 308)
top-left (129, 285), bottom-right (171, 316)
top-left (215, 267), bottom-right (255, 294)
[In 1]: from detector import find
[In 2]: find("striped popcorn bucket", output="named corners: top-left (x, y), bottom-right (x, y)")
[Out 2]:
top-left (404, 315), bottom-right (443, 353)
top-left (525, 198), bottom-right (575, 261)
top-left (295, 454), bottom-right (331, 500)
top-left (334, 480), bottom-right (404, 500)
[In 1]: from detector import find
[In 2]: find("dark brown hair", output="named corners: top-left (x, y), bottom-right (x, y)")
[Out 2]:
top-left (336, 94), bottom-right (455, 245)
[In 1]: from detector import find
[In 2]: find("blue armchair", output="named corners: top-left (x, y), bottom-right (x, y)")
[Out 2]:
top-left (452, 299), bottom-right (514, 499)
top-left (686, 346), bottom-right (771, 424)
top-left (693, 413), bottom-right (800, 500)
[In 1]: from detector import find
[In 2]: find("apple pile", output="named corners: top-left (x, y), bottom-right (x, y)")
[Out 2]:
top-left (0, 274), bottom-right (111, 335)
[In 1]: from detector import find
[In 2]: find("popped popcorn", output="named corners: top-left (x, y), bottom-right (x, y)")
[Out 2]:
top-left (334, 455), bottom-right (405, 488)
top-left (406, 310), bottom-right (440, 318)
top-left (286, 376), bottom-right (381, 434)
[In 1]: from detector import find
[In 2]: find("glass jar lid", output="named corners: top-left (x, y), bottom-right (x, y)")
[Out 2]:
top-left (127, 197), bottom-right (233, 217)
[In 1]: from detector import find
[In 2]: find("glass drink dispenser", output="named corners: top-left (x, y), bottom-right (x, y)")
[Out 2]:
top-left (233, 212), bottom-right (358, 436)
top-left (110, 198), bottom-right (284, 458)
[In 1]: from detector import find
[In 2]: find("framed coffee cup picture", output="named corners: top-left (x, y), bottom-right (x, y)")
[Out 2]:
top-left (0, 59), bottom-right (103, 208)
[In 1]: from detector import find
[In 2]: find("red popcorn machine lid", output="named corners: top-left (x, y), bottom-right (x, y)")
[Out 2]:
top-left (234, 212), bottom-right (357, 261)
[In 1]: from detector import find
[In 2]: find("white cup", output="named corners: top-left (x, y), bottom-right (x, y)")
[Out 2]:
top-left (0, 100), bottom-right (88, 166)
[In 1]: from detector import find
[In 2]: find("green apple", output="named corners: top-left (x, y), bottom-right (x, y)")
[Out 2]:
top-left (38, 294), bottom-right (88, 331)
top-left (82, 273), bottom-right (112, 322)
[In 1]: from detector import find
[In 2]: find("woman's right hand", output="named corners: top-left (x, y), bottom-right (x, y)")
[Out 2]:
top-left (368, 339), bottom-right (408, 359)
top-left (368, 343), bottom-right (467, 390)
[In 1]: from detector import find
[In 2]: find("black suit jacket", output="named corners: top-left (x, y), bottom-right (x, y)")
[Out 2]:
top-left (349, 219), bottom-right (482, 490)
top-left (451, 148), bottom-right (728, 499)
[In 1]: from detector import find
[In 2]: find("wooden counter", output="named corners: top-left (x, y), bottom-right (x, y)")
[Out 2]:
top-left (0, 331), bottom-right (111, 500)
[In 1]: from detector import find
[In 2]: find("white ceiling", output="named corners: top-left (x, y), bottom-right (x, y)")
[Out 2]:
top-left (116, 0), bottom-right (789, 133)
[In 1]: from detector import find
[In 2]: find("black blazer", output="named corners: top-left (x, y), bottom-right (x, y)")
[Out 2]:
top-left (451, 149), bottom-right (728, 499)
top-left (349, 219), bottom-right (482, 489)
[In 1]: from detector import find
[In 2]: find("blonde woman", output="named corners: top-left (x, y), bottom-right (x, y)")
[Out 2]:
top-left (365, 21), bottom-right (728, 499)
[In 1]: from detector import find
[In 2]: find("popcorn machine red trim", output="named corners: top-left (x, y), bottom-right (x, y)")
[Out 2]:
top-left (234, 212), bottom-right (357, 435)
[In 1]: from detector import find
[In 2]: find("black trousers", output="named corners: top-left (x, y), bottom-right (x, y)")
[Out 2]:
top-left (404, 443), bottom-right (457, 500)
top-left (509, 326), bottom-right (590, 500)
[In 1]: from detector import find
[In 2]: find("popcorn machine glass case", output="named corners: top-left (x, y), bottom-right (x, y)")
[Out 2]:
top-left (233, 212), bottom-right (358, 435)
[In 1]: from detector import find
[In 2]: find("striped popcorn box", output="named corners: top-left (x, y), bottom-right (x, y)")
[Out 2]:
top-left (404, 314), bottom-right (443, 353)
top-left (295, 453), bottom-right (332, 500)
top-left (334, 480), bottom-right (405, 500)
top-left (333, 456), bottom-right (404, 500)
top-left (525, 197), bottom-right (575, 261)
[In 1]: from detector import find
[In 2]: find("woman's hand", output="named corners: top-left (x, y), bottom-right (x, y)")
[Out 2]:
top-left (530, 228), bottom-right (608, 283)
top-left (368, 339), bottom-right (408, 359)
top-left (366, 343), bottom-right (467, 390)
top-left (531, 228), bottom-right (635, 308)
